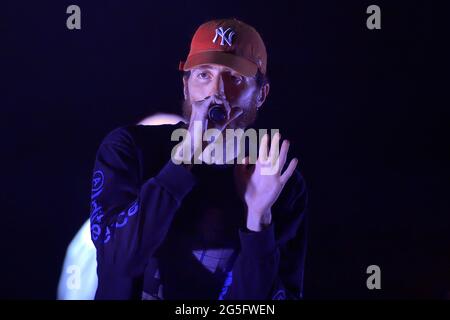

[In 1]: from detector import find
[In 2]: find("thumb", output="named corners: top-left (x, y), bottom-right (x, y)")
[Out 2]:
top-left (229, 107), bottom-right (244, 123)
top-left (219, 107), bottom-right (243, 131)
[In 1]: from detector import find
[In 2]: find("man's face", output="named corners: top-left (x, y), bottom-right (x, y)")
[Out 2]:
top-left (182, 64), bottom-right (267, 129)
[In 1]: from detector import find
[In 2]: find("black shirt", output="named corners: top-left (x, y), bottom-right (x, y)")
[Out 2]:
top-left (90, 122), bottom-right (308, 300)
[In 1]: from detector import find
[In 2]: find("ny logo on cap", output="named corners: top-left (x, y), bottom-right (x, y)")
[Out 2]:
top-left (212, 27), bottom-right (235, 46)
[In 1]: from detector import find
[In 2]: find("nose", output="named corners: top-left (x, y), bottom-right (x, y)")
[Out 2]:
top-left (210, 74), bottom-right (226, 100)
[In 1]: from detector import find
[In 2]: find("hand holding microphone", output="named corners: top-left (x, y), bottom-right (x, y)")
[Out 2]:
top-left (176, 96), bottom-right (243, 167)
top-left (191, 95), bottom-right (243, 131)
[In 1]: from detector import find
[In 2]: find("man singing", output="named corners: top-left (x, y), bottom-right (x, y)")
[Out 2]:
top-left (90, 18), bottom-right (308, 300)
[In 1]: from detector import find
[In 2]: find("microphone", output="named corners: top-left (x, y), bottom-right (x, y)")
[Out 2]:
top-left (208, 104), bottom-right (227, 123)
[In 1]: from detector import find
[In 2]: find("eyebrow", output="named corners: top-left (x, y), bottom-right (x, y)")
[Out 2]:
top-left (194, 65), bottom-right (214, 70)
top-left (193, 65), bottom-right (246, 77)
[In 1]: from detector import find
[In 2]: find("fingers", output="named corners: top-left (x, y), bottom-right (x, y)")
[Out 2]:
top-left (268, 132), bottom-right (281, 162)
top-left (190, 96), bottom-right (214, 119)
top-left (280, 158), bottom-right (298, 185)
top-left (259, 132), bottom-right (294, 177)
top-left (219, 106), bottom-right (243, 132)
top-left (192, 96), bottom-right (243, 132)
top-left (189, 96), bottom-right (216, 134)
top-left (229, 107), bottom-right (244, 122)
top-left (277, 139), bottom-right (290, 174)
top-left (259, 133), bottom-right (269, 162)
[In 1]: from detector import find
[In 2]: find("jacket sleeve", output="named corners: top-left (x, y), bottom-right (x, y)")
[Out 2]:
top-left (90, 128), bottom-right (196, 280)
top-left (220, 169), bottom-right (308, 300)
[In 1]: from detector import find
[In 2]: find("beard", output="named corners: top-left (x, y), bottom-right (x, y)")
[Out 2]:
top-left (181, 94), bottom-right (259, 130)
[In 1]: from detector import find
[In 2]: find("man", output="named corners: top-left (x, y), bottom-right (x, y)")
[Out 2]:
top-left (90, 18), bottom-right (308, 300)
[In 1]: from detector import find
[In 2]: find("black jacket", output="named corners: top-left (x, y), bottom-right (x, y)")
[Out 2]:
top-left (90, 122), bottom-right (308, 300)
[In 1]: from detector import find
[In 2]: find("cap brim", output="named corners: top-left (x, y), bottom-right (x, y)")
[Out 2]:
top-left (182, 51), bottom-right (257, 77)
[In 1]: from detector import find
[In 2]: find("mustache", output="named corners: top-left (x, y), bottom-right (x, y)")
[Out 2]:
top-left (182, 101), bottom-right (258, 130)
top-left (182, 92), bottom-right (259, 128)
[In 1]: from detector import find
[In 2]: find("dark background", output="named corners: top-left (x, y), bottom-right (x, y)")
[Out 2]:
top-left (1, 0), bottom-right (448, 299)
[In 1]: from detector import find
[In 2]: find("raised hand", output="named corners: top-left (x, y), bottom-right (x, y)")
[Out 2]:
top-left (234, 132), bottom-right (298, 231)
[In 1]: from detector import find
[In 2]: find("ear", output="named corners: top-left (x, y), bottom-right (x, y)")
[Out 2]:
top-left (256, 83), bottom-right (270, 109)
top-left (182, 75), bottom-right (189, 100)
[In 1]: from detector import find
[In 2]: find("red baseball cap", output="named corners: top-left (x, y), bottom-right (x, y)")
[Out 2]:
top-left (179, 18), bottom-right (267, 77)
